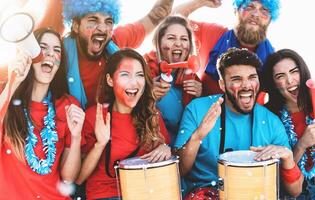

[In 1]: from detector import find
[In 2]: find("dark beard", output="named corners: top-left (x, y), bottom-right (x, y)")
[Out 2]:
top-left (236, 18), bottom-right (268, 46)
top-left (225, 88), bottom-right (257, 114)
top-left (77, 34), bottom-right (104, 61)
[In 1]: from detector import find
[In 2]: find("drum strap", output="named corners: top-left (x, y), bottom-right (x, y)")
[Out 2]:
top-left (104, 105), bottom-right (140, 178)
top-left (219, 99), bottom-right (254, 154)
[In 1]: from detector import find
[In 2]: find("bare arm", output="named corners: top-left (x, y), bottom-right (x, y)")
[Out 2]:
top-left (76, 103), bottom-right (110, 184)
top-left (293, 123), bottom-right (315, 163)
top-left (178, 97), bottom-right (223, 175)
top-left (60, 104), bottom-right (85, 182)
top-left (172, 0), bottom-right (222, 18)
top-left (138, 0), bottom-right (174, 35)
top-left (251, 146), bottom-right (303, 197)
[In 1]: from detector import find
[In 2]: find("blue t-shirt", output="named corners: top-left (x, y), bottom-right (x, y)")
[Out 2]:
top-left (157, 82), bottom-right (184, 147)
top-left (174, 95), bottom-right (290, 195)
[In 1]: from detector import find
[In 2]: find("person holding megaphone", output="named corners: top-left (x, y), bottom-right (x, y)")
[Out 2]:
top-left (0, 27), bottom-right (85, 199)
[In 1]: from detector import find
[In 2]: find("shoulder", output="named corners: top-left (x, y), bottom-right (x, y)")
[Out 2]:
top-left (187, 94), bottom-right (222, 110)
top-left (254, 103), bottom-right (282, 125)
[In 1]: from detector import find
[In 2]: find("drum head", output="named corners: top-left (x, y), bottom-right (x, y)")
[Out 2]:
top-left (218, 150), bottom-right (278, 166)
top-left (118, 156), bottom-right (178, 169)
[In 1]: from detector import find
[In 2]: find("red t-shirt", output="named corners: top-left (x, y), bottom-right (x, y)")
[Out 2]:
top-left (78, 23), bottom-right (145, 108)
top-left (82, 105), bottom-right (170, 199)
top-left (291, 111), bottom-right (314, 170)
top-left (0, 95), bottom-right (84, 199)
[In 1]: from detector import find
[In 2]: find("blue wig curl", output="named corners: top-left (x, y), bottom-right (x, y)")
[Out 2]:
top-left (62, 0), bottom-right (121, 26)
top-left (233, 0), bottom-right (280, 21)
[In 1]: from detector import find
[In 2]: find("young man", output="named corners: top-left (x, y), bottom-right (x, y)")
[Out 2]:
top-left (61, 0), bottom-right (173, 109)
top-left (174, 48), bottom-right (303, 199)
top-left (173, 0), bottom-right (279, 96)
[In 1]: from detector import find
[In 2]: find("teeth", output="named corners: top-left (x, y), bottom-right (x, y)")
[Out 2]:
top-left (126, 89), bottom-right (138, 93)
top-left (172, 50), bottom-right (182, 54)
top-left (95, 37), bottom-right (105, 41)
top-left (240, 93), bottom-right (251, 97)
top-left (288, 86), bottom-right (298, 92)
top-left (42, 61), bottom-right (53, 67)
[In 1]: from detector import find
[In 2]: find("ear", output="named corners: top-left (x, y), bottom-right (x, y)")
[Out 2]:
top-left (106, 74), bottom-right (113, 87)
top-left (72, 20), bottom-right (79, 34)
top-left (219, 79), bottom-right (226, 92)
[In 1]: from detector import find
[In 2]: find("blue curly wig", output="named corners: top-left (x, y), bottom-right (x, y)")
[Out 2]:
top-left (233, 0), bottom-right (280, 21)
top-left (62, 0), bottom-right (121, 26)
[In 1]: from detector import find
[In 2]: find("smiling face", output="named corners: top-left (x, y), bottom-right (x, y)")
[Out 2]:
top-left (236, 1), bottom-right (271, 45)
top-left (220, 64), bottom-right (260, 114)
top-left (32, 32), bottom-right (61, 86)
top-left (160, 23), bottom-right (190, 63)
top-left (272, 58), bottom-right (300, 106)
top-left (74, 12), bottom-right (114, 60)
top-left (107, 57), bottom-right (145, 113)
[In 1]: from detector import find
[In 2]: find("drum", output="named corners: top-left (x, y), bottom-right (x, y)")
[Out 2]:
top-left (218, 150), bottom-right (279, 200)
top-left (116, 156), bottom-right (182, 200)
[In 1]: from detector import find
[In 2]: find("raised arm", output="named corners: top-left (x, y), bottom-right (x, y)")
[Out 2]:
top-left (138, 0), bottom-right (174, 35)
top-left (177, 97), bottom-right (223, 175)
top-left (172, 0), bottom-right (222, 18)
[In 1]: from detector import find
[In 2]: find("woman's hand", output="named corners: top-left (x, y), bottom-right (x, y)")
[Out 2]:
top-left (65, 104), bottom-right (85, 140)
top-left (94, 103), bottom-right (111, 147)
top-left (152, 76), bottom-right (171, 100)
top-left (183, 79), bottom-right (202, 97)
top-left (8, 49), bottom-right (32, 87)
top-left (140, 143), bottom-right (171, 163)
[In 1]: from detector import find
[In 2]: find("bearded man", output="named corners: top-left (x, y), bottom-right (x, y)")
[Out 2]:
top-left (174, 48), bottom-right (303, 199)
top-left (173, 0), bottom-right (279, 95)
top-left (61, 0), bottom-right (173, 109)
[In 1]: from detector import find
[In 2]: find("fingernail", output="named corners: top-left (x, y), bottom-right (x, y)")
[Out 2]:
top-left (103, 103), bottom-right (109, 108)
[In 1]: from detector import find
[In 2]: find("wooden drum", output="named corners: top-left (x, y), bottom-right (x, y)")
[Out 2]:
top-left (218, 150), bottom-right (279, 200)
top-left (116, 156), bottom-right (182, 200)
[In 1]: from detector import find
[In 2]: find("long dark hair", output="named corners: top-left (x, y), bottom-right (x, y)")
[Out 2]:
top-left (97, 48), bottom-right (165, 151)
top-left (262, 49), bottom-right (312, 115)
top-left (4, 27), bottom-right (69, 160)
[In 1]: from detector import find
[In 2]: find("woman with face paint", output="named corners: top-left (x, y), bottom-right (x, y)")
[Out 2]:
top-left (263, 49), bottom-right (315, 199)
top-left (144, 15), bottom-right (202, 146)
top-left (0, 28), bottom-right (85, 199)
top-left (76, 48), bottom-right (171, 200)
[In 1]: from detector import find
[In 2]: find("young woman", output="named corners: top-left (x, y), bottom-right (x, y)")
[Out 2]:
top-left (76, 48), bottom-right (171, 200)
top-left (263, 49), bottom-right (314, 199)
top-left (0, 28), bottom-right (85, 199)
top-left (144, 15), bottom-right (202, 146)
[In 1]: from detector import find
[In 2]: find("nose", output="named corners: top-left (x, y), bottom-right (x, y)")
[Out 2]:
top-left (242, 79), bottom-right (251, 89)
top-left (286, 74), bottom-right (293, 84)
top-left (174, 39), bottom-right (182, 47)
top-left (43, 48), bottom-right (54, 57)
top-left (96, 23), bottom-right (108, 32)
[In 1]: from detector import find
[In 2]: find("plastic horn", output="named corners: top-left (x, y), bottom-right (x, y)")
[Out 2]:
top-left (160, 55), bottom-right (199, 75)
top-left (306, 79), bottom-right (315, 117)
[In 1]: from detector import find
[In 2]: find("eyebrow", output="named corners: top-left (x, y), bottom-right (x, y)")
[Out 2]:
top-left (289, 67), bottom-right (299, 73)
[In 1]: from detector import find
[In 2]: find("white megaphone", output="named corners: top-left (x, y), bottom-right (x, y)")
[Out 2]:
top-left (0, 12), bottom-right (42, 63)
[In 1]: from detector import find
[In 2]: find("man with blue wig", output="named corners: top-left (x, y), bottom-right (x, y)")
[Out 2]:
top-left (173, 0), bottom-right (279, 97)
top-left (59, 0), bottom-right (173, 109)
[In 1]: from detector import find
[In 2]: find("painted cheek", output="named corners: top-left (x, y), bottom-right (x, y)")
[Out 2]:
top-left (54, 53), bottom-right (61, 66)
top-left (229, 82), bottom-right (241, 93)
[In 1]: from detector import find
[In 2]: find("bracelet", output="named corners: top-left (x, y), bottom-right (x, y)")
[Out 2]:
top-left (280, 163), bottom-right (302, 183)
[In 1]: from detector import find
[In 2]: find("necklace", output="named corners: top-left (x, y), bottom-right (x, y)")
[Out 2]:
top-left (24, 92), bottom-right (58, 175)
top-left (280, 107), bottom-right (315, 179)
